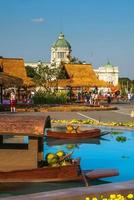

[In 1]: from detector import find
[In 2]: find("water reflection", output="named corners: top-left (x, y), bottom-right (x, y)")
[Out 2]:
top-left (45, 137), bottom-right (101, 146)
top-left (0, 179), bottom-right (111, 197)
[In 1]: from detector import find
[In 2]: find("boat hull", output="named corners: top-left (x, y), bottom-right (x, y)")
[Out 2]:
top-left (0, 164), bottom-right (119, 183)
top-left (47, 128), bottom-right (101, 139)
top-left (0, 163), bottom-right (82, 182)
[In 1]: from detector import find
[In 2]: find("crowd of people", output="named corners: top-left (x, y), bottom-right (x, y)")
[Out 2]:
top-left (75, 90), bottom-right (113, 105)
top-left (2, 87), bottom-right (134, 113)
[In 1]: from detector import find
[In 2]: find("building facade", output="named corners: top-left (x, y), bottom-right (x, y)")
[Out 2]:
top-left (51, 33), bottom-right (72, 65)
top-left (94, 61), bottom-right (119, 86)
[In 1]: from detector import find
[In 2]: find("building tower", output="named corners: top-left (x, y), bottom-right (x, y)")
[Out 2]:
top-left (51, 33), bottom-right (71, 66)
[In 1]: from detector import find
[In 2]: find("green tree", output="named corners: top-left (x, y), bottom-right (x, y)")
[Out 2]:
top-left (70, 56), bottom-right (84, 64)
top-left (25, 66), bottom-right (37, 78)
top-left (33, 63), bottom-right (61, 92)
top-left (119, 77), bottom-right (134, 93)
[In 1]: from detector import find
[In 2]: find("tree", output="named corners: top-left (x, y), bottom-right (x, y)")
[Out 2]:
top-left (119, 77), bottom-right (134, 93)
top-left (25, 66), bottom-right (37, 78)
top-left (70, 56), bottom-right (84, 64)
top-left (33, 63), bottom-right (61, 92)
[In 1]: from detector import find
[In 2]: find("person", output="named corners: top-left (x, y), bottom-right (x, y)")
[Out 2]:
top-left (107, 92), bottom-right (111, 104)
top-left (127, 93), bottom-right (132, 102)
top-left (10, 90), bottom-right (16, 112)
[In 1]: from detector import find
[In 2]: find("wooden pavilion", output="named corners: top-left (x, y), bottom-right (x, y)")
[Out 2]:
top-left (0, 57), bottom-right (35, 103)
top-left (0, 115), bottom-right (51, 172)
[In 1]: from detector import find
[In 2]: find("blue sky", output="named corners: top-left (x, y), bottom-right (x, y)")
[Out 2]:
top-left (0, 0), bottom-right (134, 78)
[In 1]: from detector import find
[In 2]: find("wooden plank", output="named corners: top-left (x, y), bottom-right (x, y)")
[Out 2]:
top-left (84, 169), bottom-right (119, 179)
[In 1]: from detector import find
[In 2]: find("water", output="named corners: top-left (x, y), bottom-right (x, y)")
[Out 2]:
top-left (44, 129), bottom-right (134, 183)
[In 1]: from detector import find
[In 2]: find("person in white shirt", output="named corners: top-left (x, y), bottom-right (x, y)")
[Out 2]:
top-left (10, 90), bottom-right (16, 112)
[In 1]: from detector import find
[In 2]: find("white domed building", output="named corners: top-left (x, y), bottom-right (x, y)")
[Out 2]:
top-left (94, 61), bottom-right (119, 86)
top-left (51, 33), bottom-right (72, 66)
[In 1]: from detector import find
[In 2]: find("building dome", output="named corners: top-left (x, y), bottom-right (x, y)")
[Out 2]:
top-left (53, 33), bottom-right (71, 49)
top-left (103, 61), bottom-right (113, 68)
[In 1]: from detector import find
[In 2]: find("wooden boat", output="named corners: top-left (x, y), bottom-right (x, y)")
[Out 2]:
top-left (0, 161), bottom-right (119, 183)
top-left (46, 128), bottom-right (101, 139)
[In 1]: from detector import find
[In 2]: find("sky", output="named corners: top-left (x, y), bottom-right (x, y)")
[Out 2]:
top-left (0, 0), bottom-right (134, 79)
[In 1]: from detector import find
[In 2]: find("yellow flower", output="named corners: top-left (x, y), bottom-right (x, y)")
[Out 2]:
top-left (116, 194), bottom-right (124, 200)
top-left (92, 198), bottom-right (98, 200)
top-left (120, 197), bottom-right (125, 200)
top-left (85, 197), bottom-right (90, 200)
top-left (117, 194), bottom-right (122, 198)
top-left (127, 193), bottom-right (134, 199)
top-left (102, 198), bottom-right (108, 200)
top-left (110, 194), bottom-right (116, 199)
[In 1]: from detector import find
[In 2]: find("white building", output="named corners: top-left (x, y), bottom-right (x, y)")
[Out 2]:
top-left (94, 61), bottom-right (119, 86)
top-left (51, 32), bottom-right (71, 66)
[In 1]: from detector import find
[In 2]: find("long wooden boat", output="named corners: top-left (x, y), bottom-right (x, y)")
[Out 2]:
top-left (46, 128), bottom-right (101, 139)
top-left (0, 161), bottom-right (119, 183)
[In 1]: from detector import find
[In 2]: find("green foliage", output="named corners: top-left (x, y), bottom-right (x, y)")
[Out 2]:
top-left (57, 67), bottom-right (68, 79)
top-left (119, 77), bottom-right (131, 83)
top-left (33, 90), bottom-right (67, 104)
top-left (33, 63), bottom-right (61, 91)
top-left (116, 136), bottom-right (127, 142)
top-left (121, 87), bottom-right (127, 96)
top-left (70, 56), bottom-right (84, 64)
top-left (25, 66), bottom-right (37, 78)
top-left (119, 77), bottom-right (134, 94)
top-left (111, 131), bottom-right (123, 135)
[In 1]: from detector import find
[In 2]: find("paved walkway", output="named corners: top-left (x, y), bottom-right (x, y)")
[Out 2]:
top-left (0, 103), bottom-right (134, 123)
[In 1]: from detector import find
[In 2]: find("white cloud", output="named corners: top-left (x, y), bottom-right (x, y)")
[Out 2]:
top-left (32, 18), bottom-right (44, 23)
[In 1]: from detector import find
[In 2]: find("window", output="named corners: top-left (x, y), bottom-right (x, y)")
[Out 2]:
top-left (57, 52), bottom-right (65, 59)
top-left (0, 135), bottom-right (29, 149)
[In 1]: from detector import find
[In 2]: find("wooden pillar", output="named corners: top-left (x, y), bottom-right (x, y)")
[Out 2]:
top-left (0, 135), bottom-right (3, 143)
top-left (17, 87), bottom-right (20, 101)
top-left (38, 137), bottom-right (44, 165)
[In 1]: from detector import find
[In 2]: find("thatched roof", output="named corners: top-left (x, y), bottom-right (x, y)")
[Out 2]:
top-left (0, 72), bottom-right (23, 87)
top-left (58, 63), bottom-right (109, 87)
top-left (0, 57), bottom-right (34, 87)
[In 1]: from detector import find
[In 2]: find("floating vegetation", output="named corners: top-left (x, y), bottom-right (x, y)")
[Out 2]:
top-left (116, 136), bottom-right (127, 142)
top-left (111, 131), bottom-right (123, 135)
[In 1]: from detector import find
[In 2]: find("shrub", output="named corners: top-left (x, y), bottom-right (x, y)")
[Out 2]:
top-left (33, 90), bottom-right (67, 104)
